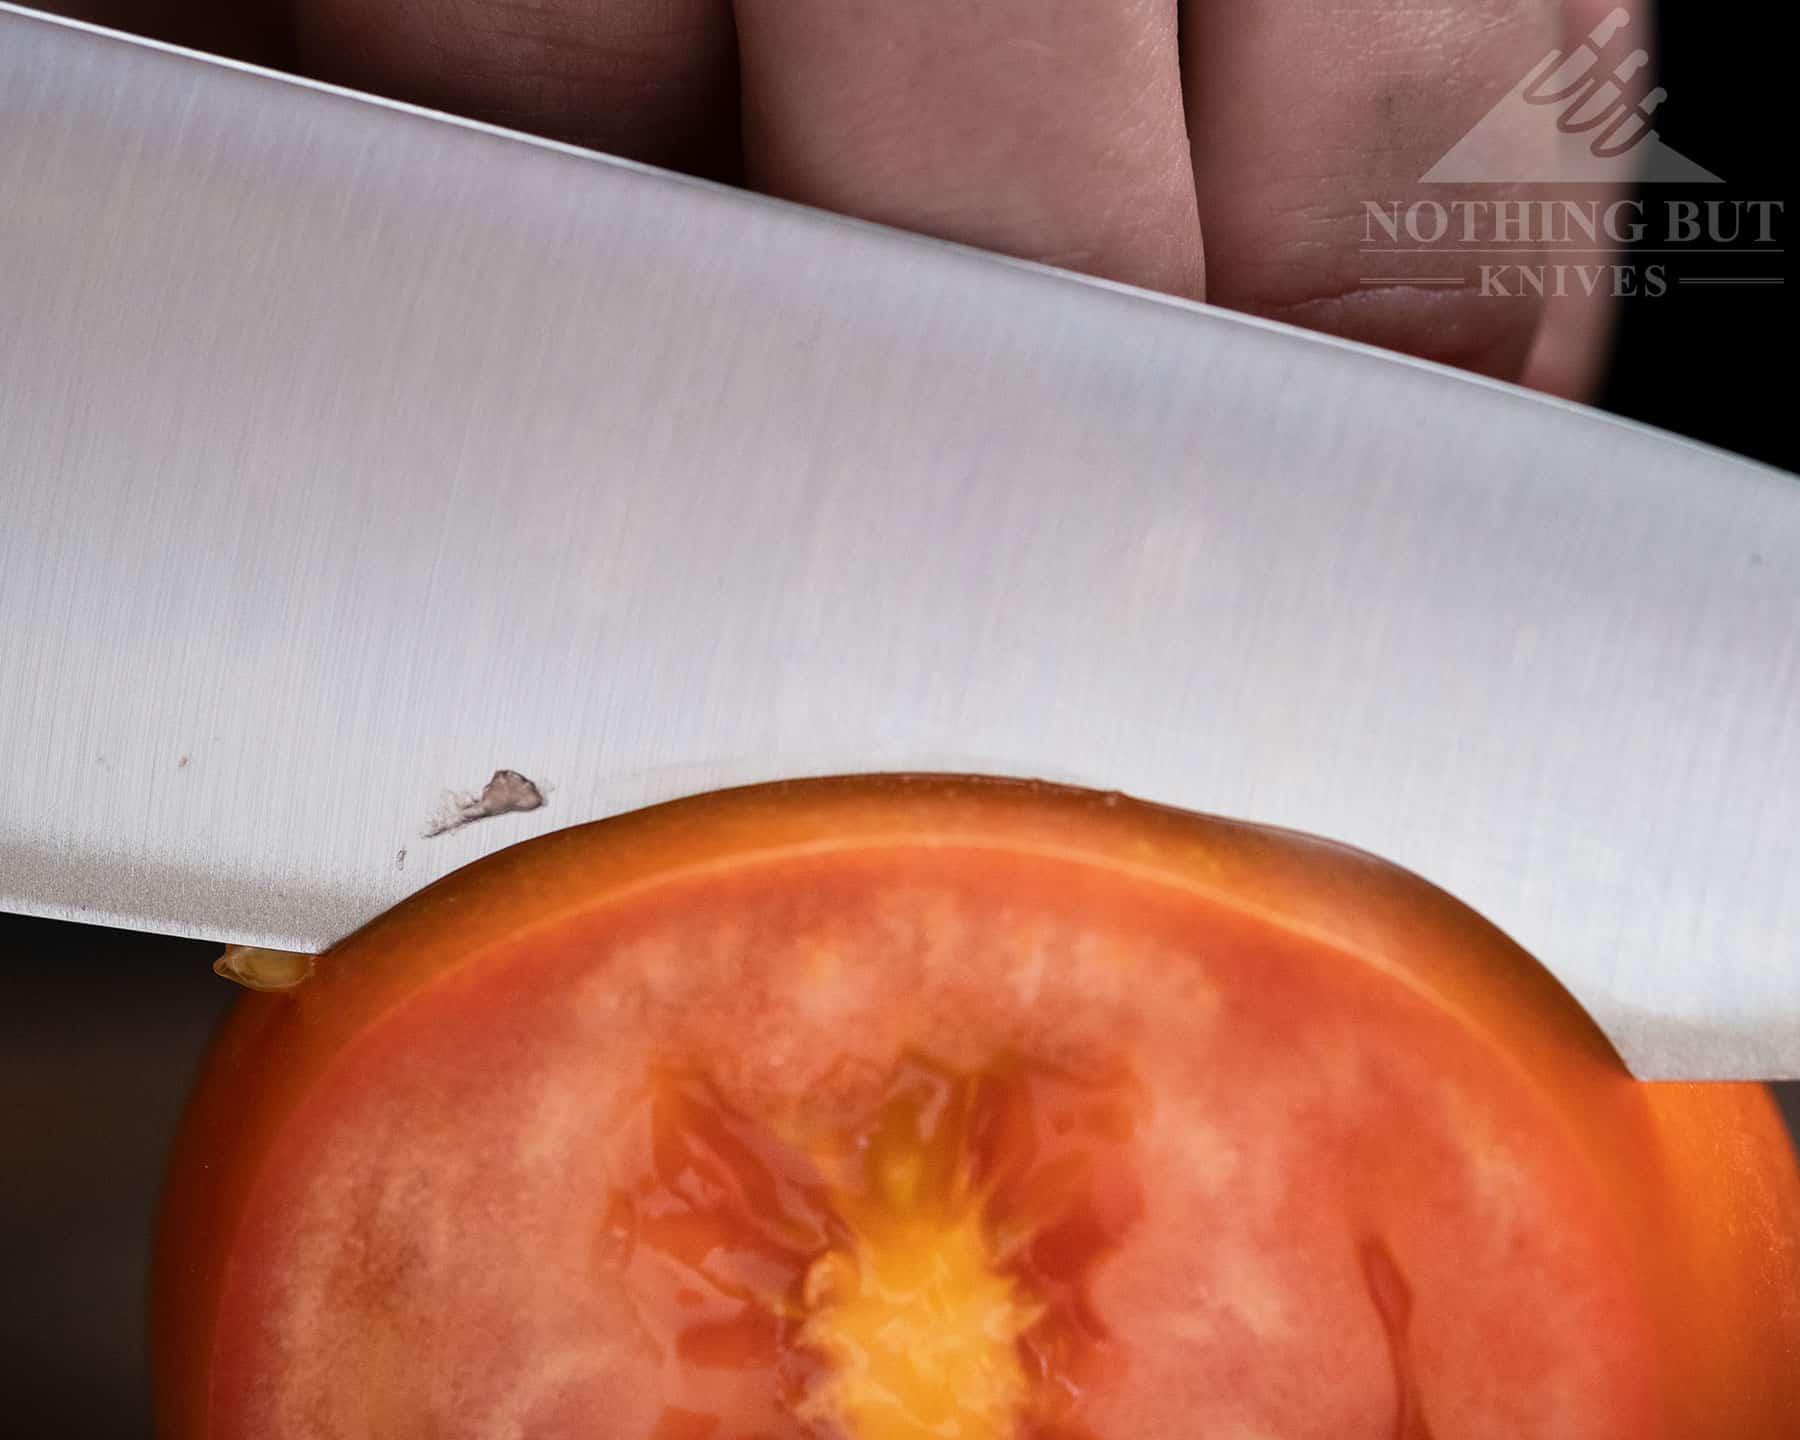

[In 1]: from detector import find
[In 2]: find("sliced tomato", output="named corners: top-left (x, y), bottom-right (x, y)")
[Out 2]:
top-left (153, 776), bottom-right (1800, 1439)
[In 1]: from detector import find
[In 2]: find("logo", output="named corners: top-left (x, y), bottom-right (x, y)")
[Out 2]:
top-left (1424, 8), bottom-right (1719, 184)
top-left (1361, 9), bottom-right (1784, 298)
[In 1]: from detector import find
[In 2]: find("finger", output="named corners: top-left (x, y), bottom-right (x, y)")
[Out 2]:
top-left (1183, 0), bottom-right (1562, 379)
top-left (293, 0), bottom-right (740, 178)
top-left (1522, 0), bottom-right (1652, 401)
top-left (731, 0), bottom-right (1203, 299)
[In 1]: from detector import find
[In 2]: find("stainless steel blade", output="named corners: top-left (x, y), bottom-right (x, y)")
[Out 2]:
top-left (2, 6), bottom-right (1796, 1078)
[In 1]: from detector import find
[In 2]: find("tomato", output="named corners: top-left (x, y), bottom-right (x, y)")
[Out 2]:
top-left (153, 776), bottom-right (1799, 1439)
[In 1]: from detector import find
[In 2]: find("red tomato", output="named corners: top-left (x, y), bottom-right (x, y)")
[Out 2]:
top-left (154, 777), bottom-right (1800, 1438)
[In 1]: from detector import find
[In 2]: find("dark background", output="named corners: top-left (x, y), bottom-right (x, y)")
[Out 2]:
top-left (1599, 8), bottom-right (1794, 473)
top-left (3, 3), bottom-right (1793, 1436)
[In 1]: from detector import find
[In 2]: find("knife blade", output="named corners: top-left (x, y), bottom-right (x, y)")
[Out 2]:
top-left (2, 4), bottom-right (1796, 1079)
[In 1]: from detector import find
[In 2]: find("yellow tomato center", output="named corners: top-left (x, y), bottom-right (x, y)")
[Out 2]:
top-left (603, 1056), bottom-right (1143, 1440)
top-left (795, 1096), bottom-right (1043, 1439)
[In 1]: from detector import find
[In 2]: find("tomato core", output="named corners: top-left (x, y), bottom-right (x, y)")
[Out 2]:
top-left (606, 1056), bottom-right (1143, 1439)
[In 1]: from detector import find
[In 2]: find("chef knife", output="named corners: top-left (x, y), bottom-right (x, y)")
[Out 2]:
top-left (1, 4), bottom-right (1796, 1079)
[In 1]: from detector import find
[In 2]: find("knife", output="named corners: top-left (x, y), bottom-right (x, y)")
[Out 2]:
top-left (2, 4), bottom-right (1796, 1080)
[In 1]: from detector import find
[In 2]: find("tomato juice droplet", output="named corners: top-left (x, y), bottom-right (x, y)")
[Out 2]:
top-left (601, 1055), bottom-right (1147, 1438)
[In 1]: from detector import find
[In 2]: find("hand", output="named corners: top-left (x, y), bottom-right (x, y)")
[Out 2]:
top-left (57, 1), bottom-right (1647, 398)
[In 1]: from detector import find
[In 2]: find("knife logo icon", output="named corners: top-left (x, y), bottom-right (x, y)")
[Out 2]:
top-left (1422, 8), bottom-right (1721, 183)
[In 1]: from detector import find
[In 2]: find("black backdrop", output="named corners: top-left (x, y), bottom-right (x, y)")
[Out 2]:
top-left (1602, 6), bottom-right (1793, 471)
top-left (2, 3), bottom-right (1793, 1434)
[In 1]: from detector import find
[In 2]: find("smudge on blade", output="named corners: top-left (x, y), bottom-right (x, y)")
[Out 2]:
top-left (423, 769), bottom-right (546, 838)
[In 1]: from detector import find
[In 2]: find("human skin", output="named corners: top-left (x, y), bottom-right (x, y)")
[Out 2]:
top-left (46, 0), bottom-right (1650, 397)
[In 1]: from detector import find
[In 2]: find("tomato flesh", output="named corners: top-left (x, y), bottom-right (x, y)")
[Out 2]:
top-left (153, 778), bottom-right (1800, 1439)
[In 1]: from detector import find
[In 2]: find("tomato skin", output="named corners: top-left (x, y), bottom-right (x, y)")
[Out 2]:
top-left (152, 775), bottom-right (1800, 1438)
